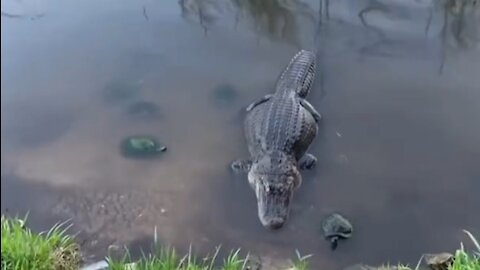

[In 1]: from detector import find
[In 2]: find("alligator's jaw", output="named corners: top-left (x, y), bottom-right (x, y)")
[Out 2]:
top-left (255, 182), bottom-right (293, 230)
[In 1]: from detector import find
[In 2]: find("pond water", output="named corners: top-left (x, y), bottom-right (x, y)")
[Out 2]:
top-left (1, 0), bottom-right (480, 268)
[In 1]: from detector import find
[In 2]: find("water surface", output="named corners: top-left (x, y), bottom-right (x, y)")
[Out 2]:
top-left (2, 0), bottom-right (480, 268)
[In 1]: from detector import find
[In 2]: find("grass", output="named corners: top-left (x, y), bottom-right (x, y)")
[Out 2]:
top-left (450, 230), bottom-right (480, 270)
top-left (107, 246), bottom-right (248, 270)
top-left (1, 215), bottom-right (80, 270)
top-left (105, 232), bottom-right (479, 270)
top-left (107, 247), bottom-right (306, 270)
top-left (106, 225), bottom-right (313, 270)
top-left (1, 215), bottom-right (478, 270)
top-left (288, 250), bottom-right (312, 270)
top-left (375, 230), bottom-right (480, 270)
top-left (106, 246), bottom-right (313, 270)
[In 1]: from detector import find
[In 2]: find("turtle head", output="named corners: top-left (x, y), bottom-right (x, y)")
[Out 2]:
top-left (247, 153), bottom-right (301, 230)
top-left (330, 236), bottom-right (339, 250)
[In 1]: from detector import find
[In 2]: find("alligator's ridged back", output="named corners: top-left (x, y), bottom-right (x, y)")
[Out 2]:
top-left (245, 50), bottom-right (318, 161)
top-left (245, 91), bottom-right (317, 160)
top-left (275, 50), bottom-right (316, 98)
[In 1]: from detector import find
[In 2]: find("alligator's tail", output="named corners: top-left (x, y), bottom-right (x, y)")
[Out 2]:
top-left (275, 50), bottom-right (316, 98)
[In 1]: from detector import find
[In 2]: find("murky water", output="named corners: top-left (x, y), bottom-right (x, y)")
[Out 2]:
top-left (2, 0), bottom-right (480, 268)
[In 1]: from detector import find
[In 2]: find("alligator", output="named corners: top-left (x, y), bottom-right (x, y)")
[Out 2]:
top-left (231, 50), bottom-right (321, 229)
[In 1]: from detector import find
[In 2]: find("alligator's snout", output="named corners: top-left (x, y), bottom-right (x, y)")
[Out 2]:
top-left (253, 178), bottom-right (294, 230)
top-left (247, 155), bottom-right (301, 230)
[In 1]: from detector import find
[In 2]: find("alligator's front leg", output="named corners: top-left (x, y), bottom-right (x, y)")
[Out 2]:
top-left (299, 153), bottom-right (317, 170)
top-left (246, 94), bottom-right (273, 112)
top-left (231, 159), bottom-right (252, 173)
top-left (300, 99), bottom-right (322, 123)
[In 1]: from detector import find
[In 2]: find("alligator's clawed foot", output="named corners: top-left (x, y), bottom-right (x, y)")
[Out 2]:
top-left (231, 159), bottom-right (252, 173)
top-left (299, 153), bottom-right (317, 170)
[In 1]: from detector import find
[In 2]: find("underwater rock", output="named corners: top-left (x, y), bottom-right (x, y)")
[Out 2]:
top-left (321, 212), bottom-right (353, 250)
top-left (80, 260), bottom-right (108, 270)
top-left (243, 254), bottom-right (262, 270)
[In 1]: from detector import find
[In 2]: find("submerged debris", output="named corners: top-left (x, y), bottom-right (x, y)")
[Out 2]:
top-left (321, 212), bottom-right (353, 250)
top-left (126, 101), bottom-right (161, 120)
top-left (103, 80), bottom-right (142, 104)
top-left (80, 260), bottom-right (108, 270)
top-left (142, 5), bottom-right (149, 21)
top-left (343, 264), bottom-right (409, 270)
top-left (1, 11), bottom-right (45, 19)
top-left (121, 136), bottom-right (167, 158)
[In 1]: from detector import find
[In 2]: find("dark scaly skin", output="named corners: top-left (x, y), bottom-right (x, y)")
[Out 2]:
top-left (232, 50), bottom-right (321, 229)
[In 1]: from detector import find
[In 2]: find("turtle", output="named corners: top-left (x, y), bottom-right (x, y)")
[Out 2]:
top-left (211, 83), bottom-right (238, 107)
top-left (321, 212), bottom-right (353, 250)
top-left (103, 79), bottom-right (142, 104)
top-left (121, 136), bottom-right (167, 158)
top-left (424, 253), bottom-right (454, 270)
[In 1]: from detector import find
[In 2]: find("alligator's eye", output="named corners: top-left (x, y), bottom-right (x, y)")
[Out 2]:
top-left (287, 176), bottom-right (294, 185)
top-left (287, 176), bottom-right (298, 188)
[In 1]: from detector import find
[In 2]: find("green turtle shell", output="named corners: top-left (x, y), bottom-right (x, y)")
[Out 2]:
top-left (121, 136), bottom-right (166, 158)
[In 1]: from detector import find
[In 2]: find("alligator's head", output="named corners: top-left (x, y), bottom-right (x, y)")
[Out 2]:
top-left (248, 154), bottom-right (301, 229)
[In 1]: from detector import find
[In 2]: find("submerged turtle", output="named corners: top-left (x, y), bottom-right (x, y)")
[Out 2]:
top-left (322, 213), bottom-right (353, 250)
top-left (121, 136), bottom-right (167, 158)
top-left (211, 83), bottom-right (238, 107)
top-left (103, 80), bottom-right (142, 104)
top-left (424, 253), bottom-right (454, 270)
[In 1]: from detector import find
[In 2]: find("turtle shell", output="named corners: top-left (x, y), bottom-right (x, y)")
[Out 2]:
top-left (424, 253), bottom-right (454, 270)
top-left (322, 213), bottom-right (353, 239)
top-left (121, 136), bottom-right (167, 158)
